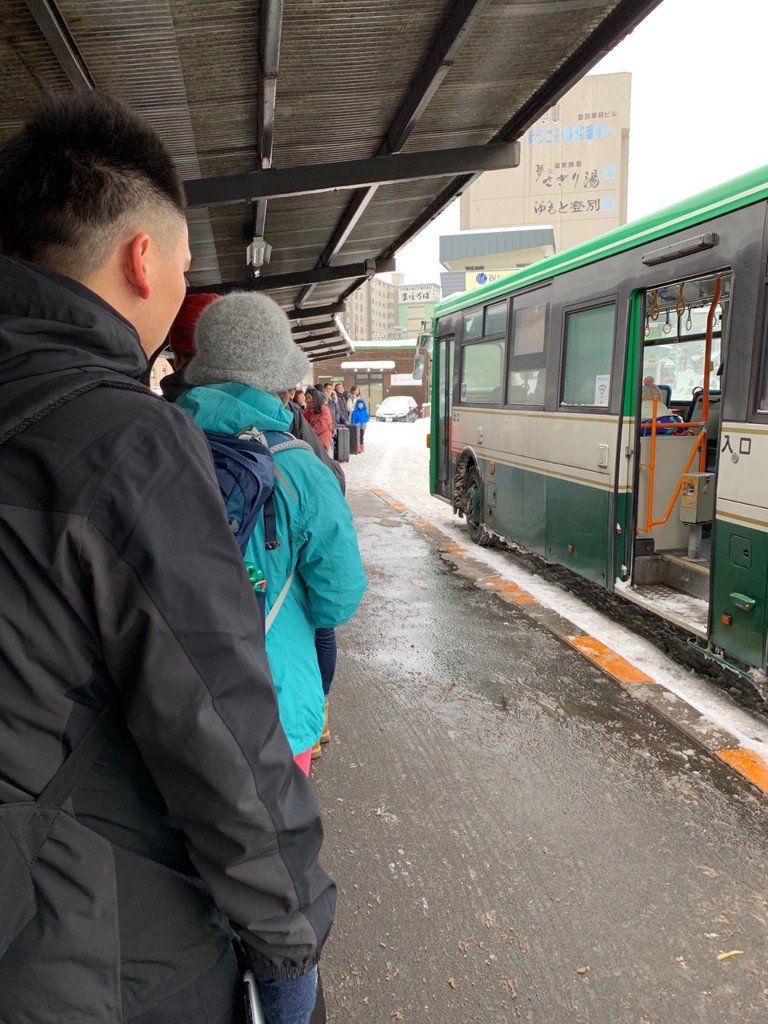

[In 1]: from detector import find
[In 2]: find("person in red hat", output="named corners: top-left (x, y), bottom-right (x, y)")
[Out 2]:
top-left (159, 292), bottom-right (219, 402)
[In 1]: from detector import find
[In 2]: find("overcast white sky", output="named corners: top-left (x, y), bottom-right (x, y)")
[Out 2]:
top-left (388, 0), bottom-right (768, 285)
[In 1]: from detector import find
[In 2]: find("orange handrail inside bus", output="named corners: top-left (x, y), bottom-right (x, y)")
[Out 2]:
top-left (640, 396), bottom-right (706, 533)
top-left (699, 277), bottom-right (723, 472)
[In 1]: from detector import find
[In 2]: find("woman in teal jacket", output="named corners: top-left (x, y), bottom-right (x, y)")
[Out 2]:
top-left (178, 292), bottom-right (366, 770)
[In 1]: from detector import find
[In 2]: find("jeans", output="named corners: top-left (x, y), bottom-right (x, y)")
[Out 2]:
top-left (314, 627), bottom-right (337, 698)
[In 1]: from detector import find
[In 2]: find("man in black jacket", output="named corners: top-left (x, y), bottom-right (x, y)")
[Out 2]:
top-left (0, 94), bottom-right (333, 1023)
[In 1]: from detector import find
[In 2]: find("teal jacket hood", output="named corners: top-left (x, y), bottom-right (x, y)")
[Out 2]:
top-left (176, 382), bottom-right (293, 436)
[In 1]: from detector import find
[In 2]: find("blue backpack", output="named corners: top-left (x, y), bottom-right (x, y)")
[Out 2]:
top-left (204, 427), bottom-right (312, 627)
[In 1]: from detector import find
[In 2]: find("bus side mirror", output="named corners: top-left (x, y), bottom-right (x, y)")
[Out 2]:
top-left (413, 353), bottom-right (426, 381)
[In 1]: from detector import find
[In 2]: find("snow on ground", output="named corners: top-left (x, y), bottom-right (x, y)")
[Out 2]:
top-left (345, 418), bottom-right (768, 760)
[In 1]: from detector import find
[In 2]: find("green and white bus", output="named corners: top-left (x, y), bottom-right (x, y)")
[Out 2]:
top-left (426, 166), bottom-right (768, 677)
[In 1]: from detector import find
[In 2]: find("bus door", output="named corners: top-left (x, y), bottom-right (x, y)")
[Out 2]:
top-left (433, 335), bottom-right (455, 498)
top-left (626, 273), bottom-right (730, 635)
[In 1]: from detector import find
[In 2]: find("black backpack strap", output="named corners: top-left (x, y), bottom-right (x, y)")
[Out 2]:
top-left (36, 700), bottom-right (119, 810)
top-left (262, 494), bottom-right (278, 550)
top-left (261, 432), bottom-right (312, 550)
top-left (0, 368), bottom-right (151, 446)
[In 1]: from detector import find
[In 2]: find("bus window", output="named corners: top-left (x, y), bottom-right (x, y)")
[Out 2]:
top-left (644, 331), bottom-right (722, 402)
top-left (507, 286), bottom-right (550, 405)
top-left (759, 298), bottom-right (768, 411)
top-left (460, 340), bottom-right (505, 404)
top-left (643, 279), bottom-right (726, 402)
top-left (508, 368), bottom-right (545, 404)
top-left (484, 301), bottom-right (507, 337)
top-left (463, 310), bottom-right (483, 341)
top-left (561, 303), bottom-right (616, 407)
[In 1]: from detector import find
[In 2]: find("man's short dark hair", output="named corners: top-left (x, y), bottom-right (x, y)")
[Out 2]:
top-left (0, 92), bottom-right (186, 279)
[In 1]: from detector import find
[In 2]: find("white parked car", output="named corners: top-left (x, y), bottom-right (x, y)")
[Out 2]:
top-left (374, 396), bottom-right (419, 422)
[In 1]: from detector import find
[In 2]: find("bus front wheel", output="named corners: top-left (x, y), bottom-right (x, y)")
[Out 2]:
top-left (464, 466), bottom-right (492, 546)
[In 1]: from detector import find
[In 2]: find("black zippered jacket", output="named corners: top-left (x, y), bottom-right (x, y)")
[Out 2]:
top-left (0, 257), bottom-right (335, 1018)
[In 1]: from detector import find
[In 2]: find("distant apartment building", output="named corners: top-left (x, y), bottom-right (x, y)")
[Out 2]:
top-left (460, 73), bottom-right (631, 251)
top-left (340, 275), bottom-right (398, 341)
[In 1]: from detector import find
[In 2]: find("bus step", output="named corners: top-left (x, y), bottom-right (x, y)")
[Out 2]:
top-left (633, 552), bottom-right (709, 602)
top-left (660, 553), bottom-right (710, 602)
top-left (620, 582), bottom-right (708, 637)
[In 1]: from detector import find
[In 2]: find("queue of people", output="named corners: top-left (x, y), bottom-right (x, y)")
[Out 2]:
top-left (301, 381), bottom-right (369, 459)
top-left (0, 91), bottom-right (365, 1024)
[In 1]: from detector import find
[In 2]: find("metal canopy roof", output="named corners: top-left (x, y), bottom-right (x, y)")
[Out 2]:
top-left (1, 0), bottom-right (661, 359)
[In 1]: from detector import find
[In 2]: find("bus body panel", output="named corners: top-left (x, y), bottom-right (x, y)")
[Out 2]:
top-left (545, 475), bottom-right (612, 585)
top-left (459, 454), bottom-right (612, 583)
top-left (450, 409), bottom-right (619, 480)
top-left (710, 519), bottom-right (768, 668)
top-left (711, 424), bottom-right (768, 666)
top-left (452, 409), bottom-right (619, 583)
top-left (432, 165), bottom-right (768, 671)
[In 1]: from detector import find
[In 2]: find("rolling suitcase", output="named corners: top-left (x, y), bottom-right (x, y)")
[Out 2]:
top-left (335, 426), bottom-right (350, 462)
top-left (348, 423), bottom-right (361, 455)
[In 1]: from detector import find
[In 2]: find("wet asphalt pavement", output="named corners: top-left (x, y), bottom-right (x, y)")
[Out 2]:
top-left (312, 486), bottom-right (768, 1024)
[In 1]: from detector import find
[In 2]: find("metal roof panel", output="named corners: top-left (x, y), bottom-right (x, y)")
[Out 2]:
top-left (1, 0), bottom-right (662, 358)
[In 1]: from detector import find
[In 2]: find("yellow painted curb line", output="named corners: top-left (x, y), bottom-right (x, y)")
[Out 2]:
top-left (487, 576), bottom-right (539, 606)
top-left (715, 748), bottom-right (768, 793)
top-left (565, 635), bottom-right (655, 684)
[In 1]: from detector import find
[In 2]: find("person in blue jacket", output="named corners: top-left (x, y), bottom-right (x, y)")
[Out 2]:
top-left (350, 394), bottom-right (370, 451)
top-left (178, 292), bottom-right (366, 775)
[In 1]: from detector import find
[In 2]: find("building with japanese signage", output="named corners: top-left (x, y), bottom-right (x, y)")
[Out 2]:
top-left (396, 280), bottom-right (441, 337)
top-left (459, 73), bottom-right (630, 251)
top-left (439, 227), bottom-right (556, 298)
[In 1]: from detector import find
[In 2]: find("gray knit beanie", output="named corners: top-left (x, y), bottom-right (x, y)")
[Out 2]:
top-left (185, 291), bottom-right (309, 392)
